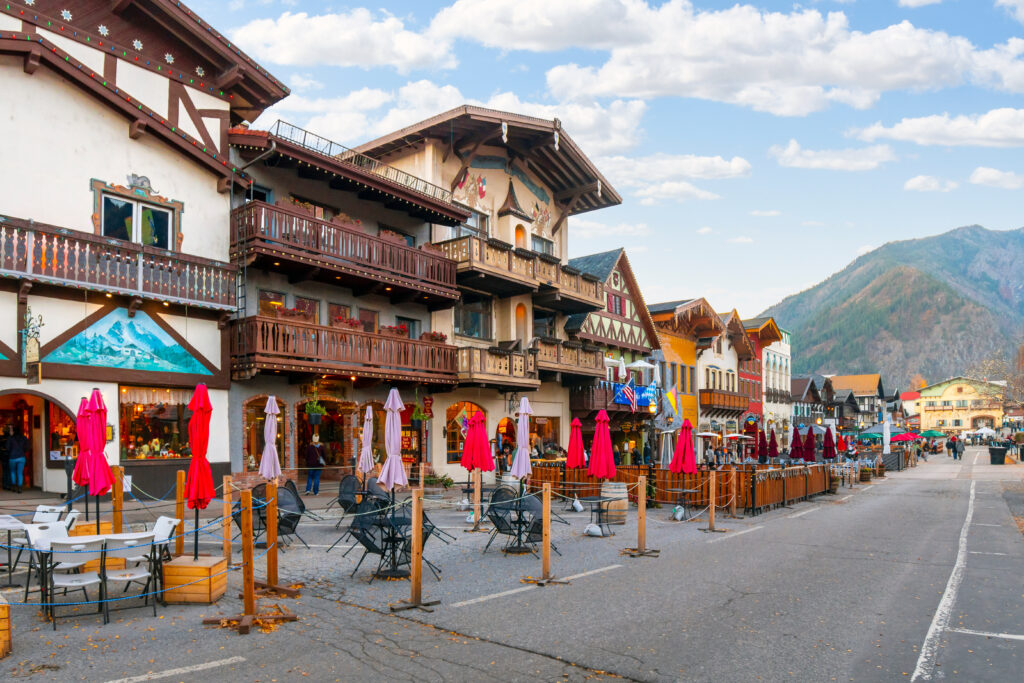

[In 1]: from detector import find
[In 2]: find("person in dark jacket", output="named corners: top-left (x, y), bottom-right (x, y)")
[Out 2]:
top-left (6, 425), bottom-right (29, 493)
top-left (642, 441), bottom-right (652, 465)
top-left (304, 433), bottom-right (326, 495)
top-left (0, 424), bottom-right (10, 490)
top-left (612, 444), bottom-right (621, 467)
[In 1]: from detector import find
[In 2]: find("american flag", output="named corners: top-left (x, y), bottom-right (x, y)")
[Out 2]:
top-left (622, 378), bottom-right (638, 413)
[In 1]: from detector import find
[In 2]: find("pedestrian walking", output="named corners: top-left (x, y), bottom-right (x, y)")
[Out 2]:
top-left (955, 438), bottom-right (965, 460)
top-left (6, 425), bottom-right (29, 493)
top-left (0, 424), bottom-right (9, 490)
top-left (946, 438), bottom-right (953, 457)
top-left (304, 433), bottom-right (326, 495)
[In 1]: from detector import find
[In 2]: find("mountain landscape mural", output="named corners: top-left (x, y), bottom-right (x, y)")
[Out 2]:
top-left (44, 309), bottom-right (210, 375)
top-left (761, 225), bottom-right (1024, 390)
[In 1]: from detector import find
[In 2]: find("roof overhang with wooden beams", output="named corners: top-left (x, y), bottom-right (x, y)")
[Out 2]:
top-left (743, 317), bottom-right (783, 347)
top-left (352, 105), bottom-right (623, 219)
top-left (723, 310), bottom-right (756, 361)
top-left (651, 298), bottom-right (725, 350)
top-left (229, 126), bottom-right (471, 225)
top-left (2, 1), bottom-right (288, 122)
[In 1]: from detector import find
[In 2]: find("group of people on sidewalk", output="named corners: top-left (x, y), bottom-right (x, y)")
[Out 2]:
top-left (0, 424), bottom-right (30, 493)
top-left (946, 436), bottom-right (966, 460)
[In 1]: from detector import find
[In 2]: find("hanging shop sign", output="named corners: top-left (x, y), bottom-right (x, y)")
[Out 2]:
top-left (422, 396), bottom-right (434, 418)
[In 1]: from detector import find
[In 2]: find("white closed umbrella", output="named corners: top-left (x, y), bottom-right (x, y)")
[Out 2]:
top-left (258, 396), bottom-right (281, 480)
top-left (618, 357), bottom-right (627, 381)
top-left (357, 405), bottom-right (375, 474)
top-left (652, 363), bottom-right (661, 387)
top-left (882, 419), bottom-right (891, 455)
top-left (510, 396), bottom-right (533, 480)
top-left (378, 388), bottom-right (408, 491)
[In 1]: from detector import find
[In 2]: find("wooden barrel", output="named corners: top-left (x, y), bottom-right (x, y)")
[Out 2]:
top-left (600, 481), bottom-right (628, 525)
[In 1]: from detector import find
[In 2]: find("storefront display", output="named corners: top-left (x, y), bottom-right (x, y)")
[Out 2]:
top-left (46, 402), bottom-right (77, 470)
top-left (119, 386), bottom-right (193, 460)
top-left (529, 416), bottom-right (561, 457)
top-left (242, 397), bottom-right (286, 472)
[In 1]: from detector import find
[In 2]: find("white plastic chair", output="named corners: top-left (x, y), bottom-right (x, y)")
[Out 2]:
top-left (103, 534), bottom-right (157, 620)
top-left (63, 510), bottom-right (81, 532)
top-left (32, 505), bottom-right (65, 524)
top-left (22, 523), bottom-right (77, 603)
top-left (47, 538), bottom-right (104, 629)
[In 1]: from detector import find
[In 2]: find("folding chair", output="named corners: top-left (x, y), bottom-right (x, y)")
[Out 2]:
top-left (482, 487), bottom-right (517, 554)
top-left (103, 534), bottom-right (157, 620)
top-left (47, 538), bottom-right (104, 630)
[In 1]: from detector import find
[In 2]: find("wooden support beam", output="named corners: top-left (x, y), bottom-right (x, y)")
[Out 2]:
top-left (550, 193), bottom-right (581, 234)
top-left (624, 474), bottom-right (658, 557)
top-left (521, 483), bottom-right (567, 585)
top-left (127, 297), bottom-right (143, 318)
top-left (110, 0), bottom-right (134, 14)
top-left (448, 130), bottom-right (498, 191)
top-left (240, 490), bottom-right (255, 616)
top-left (444, 126), bottom-right (499, 163)
top-left (555, 181), bottom-right (600, 202)
top-left (389, 489), bottom-right (439, 612)
top-left (129, 120), bottom-right (147, 140)
top-left (23, 48), bottom-right (41, 75)
top-left (217, 64), bottom-right (244, 91)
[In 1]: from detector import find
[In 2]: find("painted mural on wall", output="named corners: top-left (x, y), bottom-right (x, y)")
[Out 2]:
top-left (43, 309), bottom-right (210, 375)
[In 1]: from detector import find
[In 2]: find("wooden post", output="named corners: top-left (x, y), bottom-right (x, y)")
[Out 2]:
top-left (707, 469), bottom-right (716, 531)
top-left (222, 475), bottom-right (232, 563)
top-left (729, 466), bottom-right (737, 518)
top-left (175, 470), bottom-right (186, 557)
top-left (624, 475), bottom-right (659, 557)
top-left (266, 481), bottom-right (278, 589)
top-left (390, 488), bottom-right (439, 611)
top-left (111, 465), bottom-right (123, 534)
top-left (240, 489), bottom-right (255, 619)
top-left (541, 483), bottom-right (551, 579)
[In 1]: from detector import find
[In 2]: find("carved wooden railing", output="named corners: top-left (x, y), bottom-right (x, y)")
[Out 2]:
top-left (570, 381), bottom-right (657, 413)
top-left (437, 236), bottom-right (538, 283)
top-left (699, 389), bottom-right (749, 412)
top-left (532, 339), bottom-right (603, 375)
top-left (0, 215), bottom-right (235, 309)
top-left (456, 346), bottom-right (538, 385)
top-left (233, 316), bottom-right (458, 381)
top-left (231, 201), bottom-right (457, 292)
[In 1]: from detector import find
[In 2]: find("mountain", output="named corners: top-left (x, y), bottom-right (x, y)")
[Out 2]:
top-left (761, 225), bottom-right (1024, 390)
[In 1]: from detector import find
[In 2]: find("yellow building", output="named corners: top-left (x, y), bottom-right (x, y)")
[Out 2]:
top-left (918, 377), bottom-right (1004, 435)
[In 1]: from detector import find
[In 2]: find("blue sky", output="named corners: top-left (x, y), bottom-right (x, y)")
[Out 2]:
top-left (194, 0), bottom-right (1024, 317)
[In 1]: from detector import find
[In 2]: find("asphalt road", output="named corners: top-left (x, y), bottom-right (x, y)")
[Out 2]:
top-left (4, 447), bottom-right (1022, 682)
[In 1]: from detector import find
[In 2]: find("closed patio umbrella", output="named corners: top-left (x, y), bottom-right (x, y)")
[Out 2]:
top-left (73, 398), bottom-right (92, 518)
top-left (378, 388), bottom-right (408, 491)
top-left (588, 410), bottom-right (617, 480)
top-left (566, 418), bottom-right (585, 469)
top-left (185, 384), bottom-right (215, 560)
top-left (757, 430), bottom-right (768, 463)
top-left (258, 396), bottom-right (282, 480)
top-left (509, 397), bottom-right (533, 480)
top-left (837, 434), bottom-right (848, 452)
top-left (357, 406), bottom-right (376, 475)
top-left (803, 428), bottom-right (816, 463)
top-left (83, 389), bottom-right (115, 528)
top-left (669, 418), bottom-right (696, 474)
top-left (823, 426), bottom-right (837, 459)
top-left (768, 430), bottom-right (779, 460)
top-left (790, 426), bottom-right (803, 460)
top-left (882, 419), bottom-right (891, 455)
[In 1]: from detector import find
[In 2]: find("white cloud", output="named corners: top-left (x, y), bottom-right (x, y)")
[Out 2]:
top-left (289, 74), bottom-right (323, 91)
top-left (598, 152), bottom-right (751, 183)
top-left (729, 236), bottom-right (754, 244)
top-left (750, 209), bottom-right (781, 217)
top-left (571, 219), bottom-right (650, 238)
top-left (635, 181), bottom-right (721, 205)
top-left (904, 175), bottom-right (957, 192)
top-left (230, 10), bottom-right (456, 72)
top-left (801, 220), bottom-right (825, 227)
top-left (899, 0), bottom-right (942, 7)
top-left (697, 226), bottom-right (713, 234)
top-left (996, 0), bottom-right (1024, 24)
top-left (969, 166), bottom-right (1024, 189)
top-left (770, 139), bottom-right (896, 171)
top-left (857, 108), bottom-right (1024, 147)
top-left (856, 244), bottom-right (875, 256)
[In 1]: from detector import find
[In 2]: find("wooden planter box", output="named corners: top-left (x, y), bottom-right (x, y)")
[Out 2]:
top-left (876, 464), bottom-right (886, 477)
top-left (0, 593), bottom-right (10, 659)
top-left (163, 556), bottom-right (227, 604)
top-left (828, 479), bottom-right (840, 494)
top-left (859, 469), bottom-right (873, 482)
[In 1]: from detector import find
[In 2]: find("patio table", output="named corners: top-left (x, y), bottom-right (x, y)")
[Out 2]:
top-left (577, 496), bottom-right (615, 537)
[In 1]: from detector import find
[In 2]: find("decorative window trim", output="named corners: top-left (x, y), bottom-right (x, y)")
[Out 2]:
top-left (90, 178), bottom-right (184, 251)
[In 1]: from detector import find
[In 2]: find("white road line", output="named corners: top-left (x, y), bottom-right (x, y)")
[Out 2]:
top-left (707, 525), bottom-right (764, 544)
top-left (948, 627), bottom-right (1024, 642)
top-left (838, 495), bottom-right (853, 502)
top-left (787, 507), bottom-right (819, 519)
top-left (105, 656), bottom-right (246, 683)
top-left (861, 485), bottom-right (874, 491)
top-left (968, 551), bottom-right (1010, 556)
top-left (974, 523), bottom-right (1001, 527)
top-left (911, 481), bottom-right (976, 682)
top-left (450, 564), bottom-right (621, 608)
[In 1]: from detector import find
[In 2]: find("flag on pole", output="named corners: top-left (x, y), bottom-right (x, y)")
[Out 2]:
top-left (616, 378), bottom-right (638, 413)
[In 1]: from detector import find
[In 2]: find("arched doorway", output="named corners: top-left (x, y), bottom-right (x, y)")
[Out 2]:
top-left (972, 415), bottom-right (995, 429)
top-left (296, 398), bottom-right (355, 479)
top-left (241, 396), bottom-right (287, 474)
top-left (0, 390), bottom-right (78, 493)
top-left (515, 303), bottom-right (527, 345)
top-left (514, 224), bottom-right (527, 249)
top-left (446, 401), bottom-right (486, 465)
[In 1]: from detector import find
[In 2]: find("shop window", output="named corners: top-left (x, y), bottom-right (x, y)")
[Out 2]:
top-left (46, 401), bottom-right (77, 470)
top-left (953, 419), bottom-right (962, 427)
top-left (447, 402), bottom-right (485, 463)
top-left (294, 296), bottom-right (319, 324)
top-left (358, 309), bottom-right (379, 334)
top-left (258, 290), bottom-right (286, 317)
top-left (119, 386), bottom-right (194, 460)
top-left (454, 299), bottom-right (492, 339)
top-left (328, 303), bottom-right (351, 325)
top-left (242, 396), bottom-right (286, 472)
top-left (531, 235), bottom-right (554, 256)
top-left (530, 416), bottom-right (561, 456)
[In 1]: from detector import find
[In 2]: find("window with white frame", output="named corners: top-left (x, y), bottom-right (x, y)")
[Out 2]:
top-left (101, 194), bottom-right (173, 249)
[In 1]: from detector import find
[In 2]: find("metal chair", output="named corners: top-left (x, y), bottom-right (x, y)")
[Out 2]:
top-left (482, 487), bottom-right (517, 554)
top-left (331, 475), bottom-right (361, 529)
top-left (276, 487), bottom-right (309, 550)
top-left (343, 498), bottom-right (390, 577)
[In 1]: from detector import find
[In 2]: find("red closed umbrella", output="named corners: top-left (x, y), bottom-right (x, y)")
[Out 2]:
top-left (823, 426), bottom-right (837, 459)
top-left (790, 426), bottom-right (803, 460)
top-left (757, 430), bottom-right (768, 462)
top-left (803, 428), bottom-right (816, 463)
top-left (460, 411), bottom-right (494, 472)
top-left (73, 397), bottom-right (91, 497)
top-left (185, 384), bottom-right (215, 559)
top-left (588, 410), bottom-right (616, 480)
top-left (670, 418), bottom-right (697, 474)
top-left (768, 430), bottom-right (779, 460)
top-left (86, 390), bottom-right (114, 497)
top-left (566, 418), bottom-right (585, 469)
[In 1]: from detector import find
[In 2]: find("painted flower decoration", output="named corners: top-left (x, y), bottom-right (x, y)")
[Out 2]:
top-left (24, 0), bottom-right (35, 7)
top-left (60, 9), bottom-right (72, 21)
top-left (164, 53), bottom-right (174, 65)
top-left (195, 66), bottom-right (205, 77)
top-left (97, 24), bottom-right (109, 37)
top-left (132, 38), bottom-right (143, 51)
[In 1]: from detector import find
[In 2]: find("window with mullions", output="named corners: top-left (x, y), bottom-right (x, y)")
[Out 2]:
top-left (101, 195), bottom-right (172, 249)
top-left (532, 235), bottom-right (555, 256)
top-left (454, 299), bottom-right (492, 339)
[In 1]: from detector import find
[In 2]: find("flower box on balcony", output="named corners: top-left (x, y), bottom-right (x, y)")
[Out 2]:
top-left (275, 308), bottom-right (313, 322)
top-left (380, 324), bottom-right (409, 337)
top-left (420, 243), bottom-right (444, 255)
top-left (331, 317), bottom-right (362, 330)
top-left (419, 331), bottom-right (448, 343)
top-left (378, 229), bottom-right (408, 245)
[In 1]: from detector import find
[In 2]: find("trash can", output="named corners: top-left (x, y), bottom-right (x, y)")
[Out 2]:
top-left (989, 447), bottom-right (1007, 465)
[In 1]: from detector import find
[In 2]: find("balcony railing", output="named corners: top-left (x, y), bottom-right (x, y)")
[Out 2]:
top-left (232, 316), bottom-right (458, 383)
top-left (532, 339), bottom-right (604, 377)
top-left (570, 381), bottom-right (657, 413)
top-left (457, 346), bottom-right (539, 388)
top-left (923, 401), bottom-right (1002, 411)
top-left (266, 120), bottom-right (453, 204)
top-left (699, 389), bottom-right (749, 412)
top-left (0, 214), bottom-right (235, 310)
top-left (231, 201), bottom-right (458, 297)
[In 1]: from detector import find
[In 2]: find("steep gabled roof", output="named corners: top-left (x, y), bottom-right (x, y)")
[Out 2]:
top-left (566, 248), bottom-right (659, 351)
top-left (568, 249), bottom-right (622, 283)
top-left (791, 378), bottom-right (821, 403)
top-left (742, 316), bottom-right (783, 346)
top-left (650, 298), bottom-right (723, 349)
top-left (722, 309), bottom-right (755, 361)
top-left (830, 373), bottom-right (884, 398)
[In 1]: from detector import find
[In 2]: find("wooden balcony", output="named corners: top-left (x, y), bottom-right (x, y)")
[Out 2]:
top-left (457, 346), bottom-right (539, 389)
top-left (699, 389), bottom-right (749, 414)
top-left (570, 382), bottom-right (657, 414)
top-left (231, 201), bottom-right (459, 309)
top-left (231, 315), bottom-right (458, 384)
top-left (437, 235), bottom-right (603, 311)
top-left (0, 214), bottom-right (235, 310)
top-left (532, 339), bottom-right (605, 380)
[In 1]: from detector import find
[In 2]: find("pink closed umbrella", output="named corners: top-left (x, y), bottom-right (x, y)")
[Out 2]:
top-left (588, 410), bottom-right (616, 480)
top-left (823, 426), bottom-right (837, 459)
top-left (377, 388), bottom-right (408, 491)
top-left (185, 384), bottom-right (215, 559)
top-left (670, 418), bottom-right (697, 474)
top-left (82, 389), bottom-right (114, 527)
top-left (461, 411), bottom-right (494, 473)
top-left (566, 418), bottom-right (585, 469)
top-left (258, 396), bottom-right (282, 480)
top-left (509, 397), bottom-right (533, 480)
top-left (73, 397), bottom-right (92, 506)
top-left (803, 428), bottom-right (816, 463)
top-left (769, 430), bottom-right (779, 460)
top-left (357, 406), bottom-right (376, 475)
